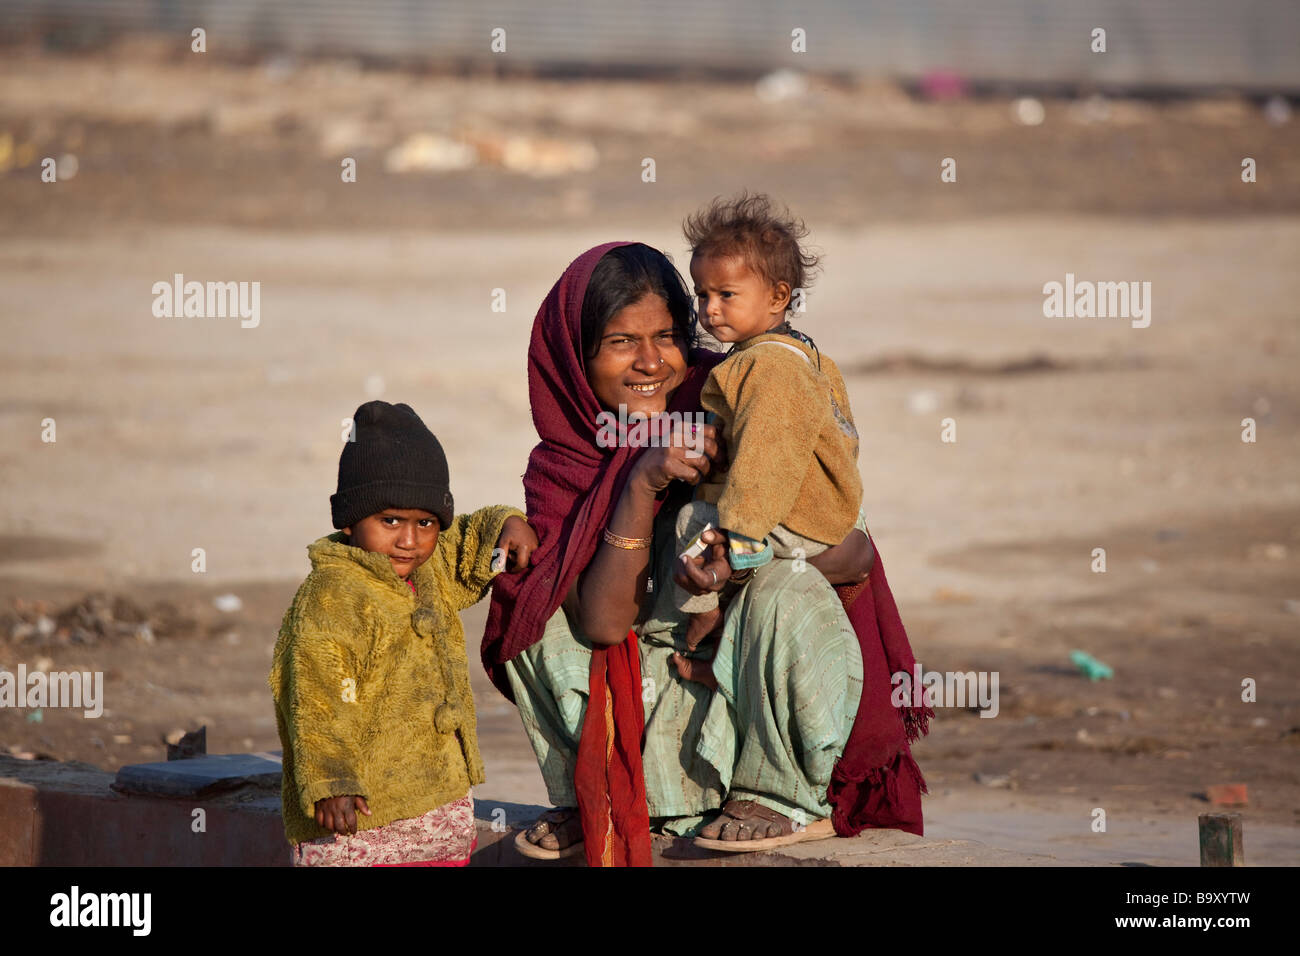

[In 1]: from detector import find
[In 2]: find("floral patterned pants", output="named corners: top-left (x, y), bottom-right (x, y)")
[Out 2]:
top-left (291, 794), bottom-right (477, 867)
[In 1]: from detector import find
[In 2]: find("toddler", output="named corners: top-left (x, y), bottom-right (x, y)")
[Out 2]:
top-left (269, 400), bottom-right (537, 866)
top-left (675, 193), bottom-right (863, 643)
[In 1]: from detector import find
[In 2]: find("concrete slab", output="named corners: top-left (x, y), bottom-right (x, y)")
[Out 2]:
top-left (469, 799), bottom-right (1074, 866)
top-left (112, 752), bottom-right (283, 798)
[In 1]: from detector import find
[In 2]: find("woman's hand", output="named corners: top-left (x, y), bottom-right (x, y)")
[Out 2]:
top-left (807, 528), bottom-right (875, 586)
top-left (314, 794), bottom-right (371, 835)
top-left (494, 515), bottom-right (538, 572)
top-left (577, 421), bottom-right (725, 646)
top-left (672, 528), bottom-right (732, 597)
top-left (629, 421), bottom-right (723, 495)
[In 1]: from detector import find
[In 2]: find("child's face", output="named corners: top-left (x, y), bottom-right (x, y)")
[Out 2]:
top-left (343, 509), bottom-right (440, 580)
top-left (690, 253), bottom-right (791, 344)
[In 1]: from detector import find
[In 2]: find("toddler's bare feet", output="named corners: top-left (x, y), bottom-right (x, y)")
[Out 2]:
top-left (672, 652), bottom-right (718, 690)
top-left (684, 605), bottom-right (723, 652)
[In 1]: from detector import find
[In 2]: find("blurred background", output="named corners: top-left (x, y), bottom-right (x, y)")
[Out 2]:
top-left (1, 1), bottom-right (1297, 863)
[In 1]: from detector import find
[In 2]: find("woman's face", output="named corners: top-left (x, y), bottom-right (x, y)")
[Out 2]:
top-left (585, 293), bottom-right (689, 418)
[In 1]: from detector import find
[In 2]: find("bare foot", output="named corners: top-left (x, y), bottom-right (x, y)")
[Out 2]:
top-left (523, 807), bottom-right (582, 852)
top-left (684, 605), bottom-right (723, 652)
top-left (672, 652), bottom-right (717, 690)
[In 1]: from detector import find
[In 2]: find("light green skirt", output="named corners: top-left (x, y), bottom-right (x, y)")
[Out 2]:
top-left (504, 509), bottom-right (863, 836)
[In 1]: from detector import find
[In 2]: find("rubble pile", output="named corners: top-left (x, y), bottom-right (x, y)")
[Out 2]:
top-left (1, 594), bottom-right (198, 646)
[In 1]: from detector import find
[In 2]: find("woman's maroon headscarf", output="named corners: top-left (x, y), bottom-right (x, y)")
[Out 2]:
top-left (481, 241), bottom-right (721, 866)
top-left (482, 240), bottom-right (931, 863)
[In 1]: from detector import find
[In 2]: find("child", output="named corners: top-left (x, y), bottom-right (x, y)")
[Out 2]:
top-left (269, 400), bottom-right (537, 866)
top-left (674, 193), bottom-right (863, 644)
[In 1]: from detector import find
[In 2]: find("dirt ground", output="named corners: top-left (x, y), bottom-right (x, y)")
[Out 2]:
top-left (1, 47), bottom-right (1297, 864)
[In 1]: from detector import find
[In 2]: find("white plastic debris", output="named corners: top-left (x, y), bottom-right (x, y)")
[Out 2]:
top-left (756, 69), bottom-right (809, 104)
top-left (1013, 97), bottom-right (1045, 126)
top-left (1264, 95), bottom-right (1291, 126)
top-left (213, 593), bottom-right (243, 613)
top-left (906, 389), bottom-right (941, 415)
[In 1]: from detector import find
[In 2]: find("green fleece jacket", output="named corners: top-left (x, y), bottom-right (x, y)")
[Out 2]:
top-left (268, 504), bottom-right (523, 845)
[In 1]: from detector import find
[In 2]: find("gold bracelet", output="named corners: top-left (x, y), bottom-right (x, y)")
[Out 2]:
top-left (603, 527), bottom-right (652, 551)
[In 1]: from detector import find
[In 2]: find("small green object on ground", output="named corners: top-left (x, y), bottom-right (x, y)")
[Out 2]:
top-left (1069, 650), bottom-right (1113, 681)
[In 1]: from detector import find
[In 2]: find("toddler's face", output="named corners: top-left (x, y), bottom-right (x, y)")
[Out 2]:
top-left (690, 254), bottom-right (790, 344)
top-left (344, 509), bottom-right (440, 580)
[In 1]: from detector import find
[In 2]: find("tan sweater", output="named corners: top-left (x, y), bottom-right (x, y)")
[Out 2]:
top-left (699, 332), bottom-right (862, 546)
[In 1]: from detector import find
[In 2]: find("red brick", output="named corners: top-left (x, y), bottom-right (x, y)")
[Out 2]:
top-left (1206, 783), bottom-right (1248, 807)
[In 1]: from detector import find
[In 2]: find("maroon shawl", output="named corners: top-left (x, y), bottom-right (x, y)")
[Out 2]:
top-left (829, 550), bottom-right (932, 836)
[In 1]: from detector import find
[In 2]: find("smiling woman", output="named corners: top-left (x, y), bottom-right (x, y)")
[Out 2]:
top-left (579, 243), bottom-right (696, 418)
top-left (482, 241), bottom-right (925, 868)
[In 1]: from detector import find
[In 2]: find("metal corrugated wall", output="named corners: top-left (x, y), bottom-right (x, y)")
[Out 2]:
top-left (2, 0), bottom-right (1297, 90)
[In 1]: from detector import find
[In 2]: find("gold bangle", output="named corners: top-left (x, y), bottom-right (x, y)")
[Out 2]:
top-left (603, 527), bottom-right (651, 551)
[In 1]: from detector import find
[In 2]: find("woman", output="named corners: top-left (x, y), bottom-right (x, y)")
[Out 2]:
top-left (481, 241), bottom-right (928, 865)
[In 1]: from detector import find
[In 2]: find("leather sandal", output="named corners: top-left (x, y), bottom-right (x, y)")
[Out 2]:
top-left (514, 807), bottom-right (585, 861)
top-left (694, 798), bottom-right (835, 853)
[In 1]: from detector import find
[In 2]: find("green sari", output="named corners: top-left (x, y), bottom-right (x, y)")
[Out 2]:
top-left (505, 504), bottom-right (864, 835)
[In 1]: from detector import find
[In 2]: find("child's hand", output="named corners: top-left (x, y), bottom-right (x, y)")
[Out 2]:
top-left (493, 515), bottom-right (538, 572)
top-left (314, 794), bottom-right (371, 835)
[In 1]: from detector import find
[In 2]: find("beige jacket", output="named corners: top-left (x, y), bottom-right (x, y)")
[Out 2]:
top-left (699, 332), bottom-right (862, 546)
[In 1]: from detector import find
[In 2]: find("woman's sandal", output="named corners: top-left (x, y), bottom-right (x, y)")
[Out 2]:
top-left (514, 807), bottom-right (586, 861)
top-left (693, 799), bottom-right (835, 853)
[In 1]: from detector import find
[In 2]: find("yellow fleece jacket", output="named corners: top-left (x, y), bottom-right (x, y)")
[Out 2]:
top-left (268, 504), bottom-right (523, 845)
top-left (699, 332), bottom-right (862, 546)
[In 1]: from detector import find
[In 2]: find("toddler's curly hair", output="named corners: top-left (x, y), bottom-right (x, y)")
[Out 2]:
top-left (683, 192), bottom-right (821, 314)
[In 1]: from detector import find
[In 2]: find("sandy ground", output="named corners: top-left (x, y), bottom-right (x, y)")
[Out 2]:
top-left (1, 49), bottom-right (1298, 865)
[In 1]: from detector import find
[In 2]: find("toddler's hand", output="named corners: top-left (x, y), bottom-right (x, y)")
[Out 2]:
top-left (494, 515), bottom-right (539, 572)
top-left (315, 794), bottom-right (371, 835)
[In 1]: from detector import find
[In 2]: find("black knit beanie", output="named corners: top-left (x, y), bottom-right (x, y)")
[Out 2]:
top-left (330, 401), bottom-right (454, 530)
